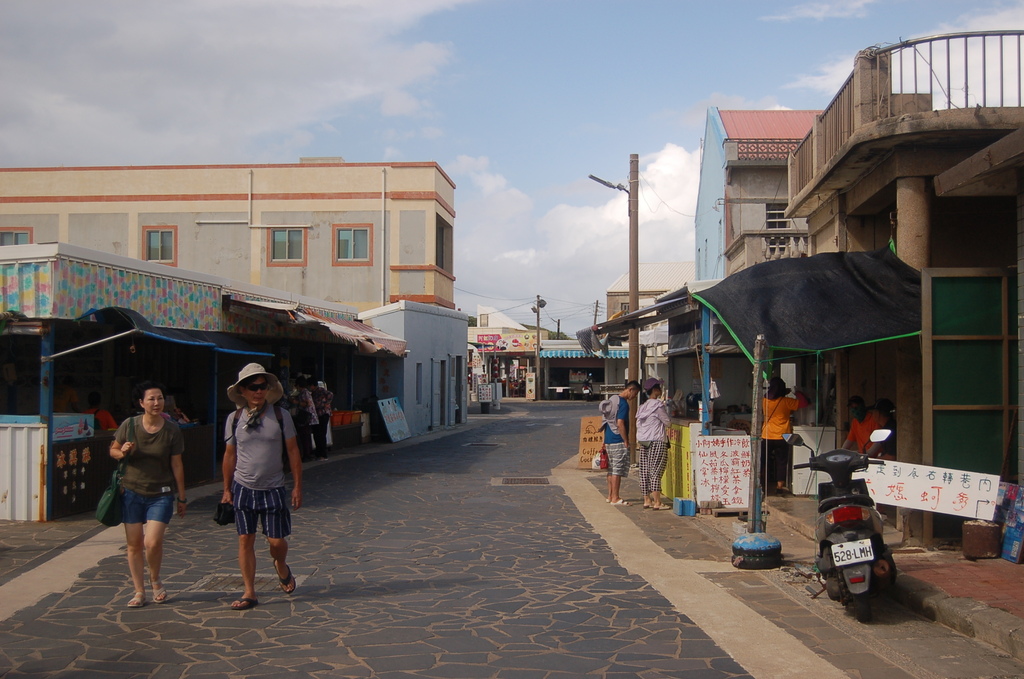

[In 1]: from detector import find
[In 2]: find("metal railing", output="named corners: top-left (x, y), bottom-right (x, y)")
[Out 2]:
top-left (790, 31), bottom-right (1024, 199)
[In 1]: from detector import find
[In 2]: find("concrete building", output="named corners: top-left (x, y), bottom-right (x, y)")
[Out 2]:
top-left (694, 109), bottom-right (819, 279)
top-left (0, 159), bottom-right (456, 311)
top-left (785, 31), bottom-right (1024, 540)
top-left (360, 300), bottom-right (468, 433)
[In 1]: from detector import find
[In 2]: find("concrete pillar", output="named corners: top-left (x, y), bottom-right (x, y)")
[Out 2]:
top-left (895, 176), bottom-right (931, 543)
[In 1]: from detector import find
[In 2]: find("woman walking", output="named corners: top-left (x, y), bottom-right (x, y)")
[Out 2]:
top-left (636, 378), bottom-right (672, 510)
top-left (109, 381), bottom-right (186, 608)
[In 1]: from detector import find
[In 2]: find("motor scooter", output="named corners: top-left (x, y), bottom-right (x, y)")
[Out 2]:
top-left (786, 429), bottom-right (896, 622)
top-left (581, 380), bottom-right (594, 401)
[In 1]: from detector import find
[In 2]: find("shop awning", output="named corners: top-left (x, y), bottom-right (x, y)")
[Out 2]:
top-left (296, 310), bottom-right (407, 357)
top-left (177, 330), bottom-right (273, 357)
top-left (83, 307), bottom-right (216, 347)
top-left (43, 306), bottom-right (217, 361)
top-left (691, 246), bottom-right (921, 361)
top-left (540, 349), bottom-right (628, 359)
top-left (598, 296), bottom-right (691, 335)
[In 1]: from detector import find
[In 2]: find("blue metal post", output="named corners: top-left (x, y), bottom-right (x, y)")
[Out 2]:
top-left (700, 306), bottom-right (713, 435)
top-left (41, 323), bottom-right (55, 522)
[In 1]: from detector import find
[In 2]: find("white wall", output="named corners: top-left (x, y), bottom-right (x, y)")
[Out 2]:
top-left (361, 301), bottom-right (468, 436)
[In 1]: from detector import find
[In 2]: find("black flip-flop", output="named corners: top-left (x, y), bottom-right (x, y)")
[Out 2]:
top-left (278, 566), bottom-right (296, 594)
top-left (231, 597), bottom-right (259, 610)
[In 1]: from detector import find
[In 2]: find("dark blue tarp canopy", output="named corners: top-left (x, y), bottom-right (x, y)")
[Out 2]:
top-left (691, 247), bottom-right (921, 361)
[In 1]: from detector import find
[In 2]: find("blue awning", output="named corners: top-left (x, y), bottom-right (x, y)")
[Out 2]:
top-left (540, 349), bottom-right (628, 359)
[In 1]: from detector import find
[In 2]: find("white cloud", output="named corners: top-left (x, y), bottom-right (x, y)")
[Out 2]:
top-left (0, 0), bottom-right (472, 165)
top-left (784, 55), bottom-right (857, 94)
top-left (452, 144), bottom-right (700, 331)
top-left (762, 0), bottom-right (880, 22)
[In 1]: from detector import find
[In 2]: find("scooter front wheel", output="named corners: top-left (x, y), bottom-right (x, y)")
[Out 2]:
top-left (853, 592), bottom-right (872, 623)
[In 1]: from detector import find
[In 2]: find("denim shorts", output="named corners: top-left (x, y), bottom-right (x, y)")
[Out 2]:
top-left (122, 488), bottom-right (174, 524)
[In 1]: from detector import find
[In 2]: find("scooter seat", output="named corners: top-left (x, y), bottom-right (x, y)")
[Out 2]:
top-left (817, 493), bottom-right (875, 514)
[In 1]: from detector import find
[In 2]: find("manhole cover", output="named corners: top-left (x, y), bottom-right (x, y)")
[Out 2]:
top-left (501, 477), bottom-right (550, 485)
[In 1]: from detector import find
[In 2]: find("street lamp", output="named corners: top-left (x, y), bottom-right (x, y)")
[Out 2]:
top-left (590, 155), bottom-right (640, 458)
top-left (532, 296), bottom-right (546, 400)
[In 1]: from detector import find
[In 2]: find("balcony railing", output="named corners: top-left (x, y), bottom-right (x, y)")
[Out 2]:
top-left (790, 31), bottom-right (1024, 200)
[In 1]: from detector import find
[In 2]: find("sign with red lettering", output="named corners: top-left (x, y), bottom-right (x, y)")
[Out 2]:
top-left (377, 398), bottom-right (411, 442)
top-left (854, 461), bottom-right (999, 520)
top-left (693, 435), bottom-right (751, 509)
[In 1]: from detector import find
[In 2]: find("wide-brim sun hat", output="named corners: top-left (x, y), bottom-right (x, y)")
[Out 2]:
top-left (227, 363), bottom-right (284, 407)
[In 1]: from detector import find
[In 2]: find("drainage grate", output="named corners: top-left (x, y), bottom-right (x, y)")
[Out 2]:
top-left (463, 443), bottom-right (501, 447)
top-left (501, 477), bottom-right (550, 485)
top-left (387, 472), bottom-right (422, 477)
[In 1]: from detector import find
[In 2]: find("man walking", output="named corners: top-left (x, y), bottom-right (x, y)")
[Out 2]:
top-left (222, 364), bottom-right (303, 610)
top-left (602, 380), bottom-right (641, 506)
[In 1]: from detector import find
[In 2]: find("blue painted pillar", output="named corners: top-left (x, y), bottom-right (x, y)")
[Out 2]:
top-left (41, 322), bottom-right (55, 521)
top-left (700, 306), bottom-right (713, 435)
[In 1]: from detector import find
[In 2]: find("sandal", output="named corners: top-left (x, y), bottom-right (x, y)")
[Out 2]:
top-left (610, 499), bottom-right (630, 506)
top-left (127, 592), bottom-right (146, 608)
top-left (152, 582), bottom-right (168, 604)
top-left (275, 561), bottom-right (296, 594)
top-left (230, 597), bottom-right (259, 610)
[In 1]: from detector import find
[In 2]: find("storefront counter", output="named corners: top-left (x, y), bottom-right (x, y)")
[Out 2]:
top-left (49, 423), bottom-right (217, 520)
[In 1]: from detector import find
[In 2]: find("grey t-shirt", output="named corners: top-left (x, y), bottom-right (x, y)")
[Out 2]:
top-left (224, 405), bottom-right (296, 491)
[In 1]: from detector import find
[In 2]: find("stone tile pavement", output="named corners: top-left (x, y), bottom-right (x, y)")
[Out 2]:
top-left (0, 401), bottom-right (1022, 678)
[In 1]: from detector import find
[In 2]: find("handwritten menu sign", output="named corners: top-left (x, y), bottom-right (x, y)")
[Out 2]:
top-left (854, 461), bottom-right (999, 520)
top-left (577, 416), bottom-right (605, 469)
top-left (693, 435), bottom-right (750, 508)
top-left (377, 398), bottom-right (411, 442)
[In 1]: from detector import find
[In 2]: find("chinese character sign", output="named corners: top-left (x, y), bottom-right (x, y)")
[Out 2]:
top-left (854, 461), bottom-right (999, 520)
top-left (693, 435), bottom-right (751, 509)
top-left (377, 398), bottom-right (411, 442)
top-left (577, 416), bottom-right (605, 469)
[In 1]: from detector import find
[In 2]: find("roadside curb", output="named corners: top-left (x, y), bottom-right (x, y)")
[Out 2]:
top-left (768, 498), bottom-right (1024, 663)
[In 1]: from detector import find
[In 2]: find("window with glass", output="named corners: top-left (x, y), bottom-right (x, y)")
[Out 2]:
top-left (271, 229), bottom-right (304, 261)
top-left (765, 204), bottom-right (790, 230)
top-left (145, 229), bottom-right (174, 262)
top-left (336, 227), bottom-right (369, 261)
top-left (0, 231), bottom-right (30, 246)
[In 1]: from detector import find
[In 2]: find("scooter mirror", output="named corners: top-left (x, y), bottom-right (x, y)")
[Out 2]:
top-left (870, 428), bottom-right (892, 443)
top-left (783, 432), bottom-right (804, 447)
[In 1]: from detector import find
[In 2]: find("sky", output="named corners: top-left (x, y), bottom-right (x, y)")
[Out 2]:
top-left (2, 0), bottom-right (1023, 333)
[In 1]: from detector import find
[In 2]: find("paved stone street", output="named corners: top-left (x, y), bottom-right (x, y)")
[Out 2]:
top-left (0, 401), bottom-right (1022, 679)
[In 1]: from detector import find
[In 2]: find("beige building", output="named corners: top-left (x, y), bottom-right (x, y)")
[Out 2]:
top-left (0, 158), bottom-right (456, 311)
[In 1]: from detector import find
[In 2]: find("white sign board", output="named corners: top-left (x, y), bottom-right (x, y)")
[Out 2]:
top-left (693, 434), bottom-right (751, 508)
top-left (377, 398), bottom-right (411, 443)
top-left (855, 461), bottom-right (1000, 520)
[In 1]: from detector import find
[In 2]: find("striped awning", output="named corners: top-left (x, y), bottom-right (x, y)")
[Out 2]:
top-left (540, 349), bottom-right (628, 359)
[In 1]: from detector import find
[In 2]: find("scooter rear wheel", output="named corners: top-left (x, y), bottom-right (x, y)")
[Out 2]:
top-left (853, 592), bottom-right (872, 623)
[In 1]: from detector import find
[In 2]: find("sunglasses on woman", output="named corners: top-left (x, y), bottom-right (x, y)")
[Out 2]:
top-left (245, 381), bottom-right (269, 392)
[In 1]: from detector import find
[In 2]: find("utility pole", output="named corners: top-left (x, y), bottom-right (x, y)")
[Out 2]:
top-left (628, 153), bottom-right (640, 462)
top-left (593, 300), bottom-right (599, 325)
top-left (556, 319), bottom-right (561, 338)
top-left (532, 295), bottom-right (546, 400)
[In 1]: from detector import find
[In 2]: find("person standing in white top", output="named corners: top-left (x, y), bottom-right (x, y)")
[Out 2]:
top-left (636, 378), bottom-right (672, 510)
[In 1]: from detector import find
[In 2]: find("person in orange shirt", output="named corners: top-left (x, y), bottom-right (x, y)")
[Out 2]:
top-left (761, 377), bottom-right (802, 495)
top-left (84, 391), bottom-right (119, 430)
top-left (842, 395), bottom-right (878, 454)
